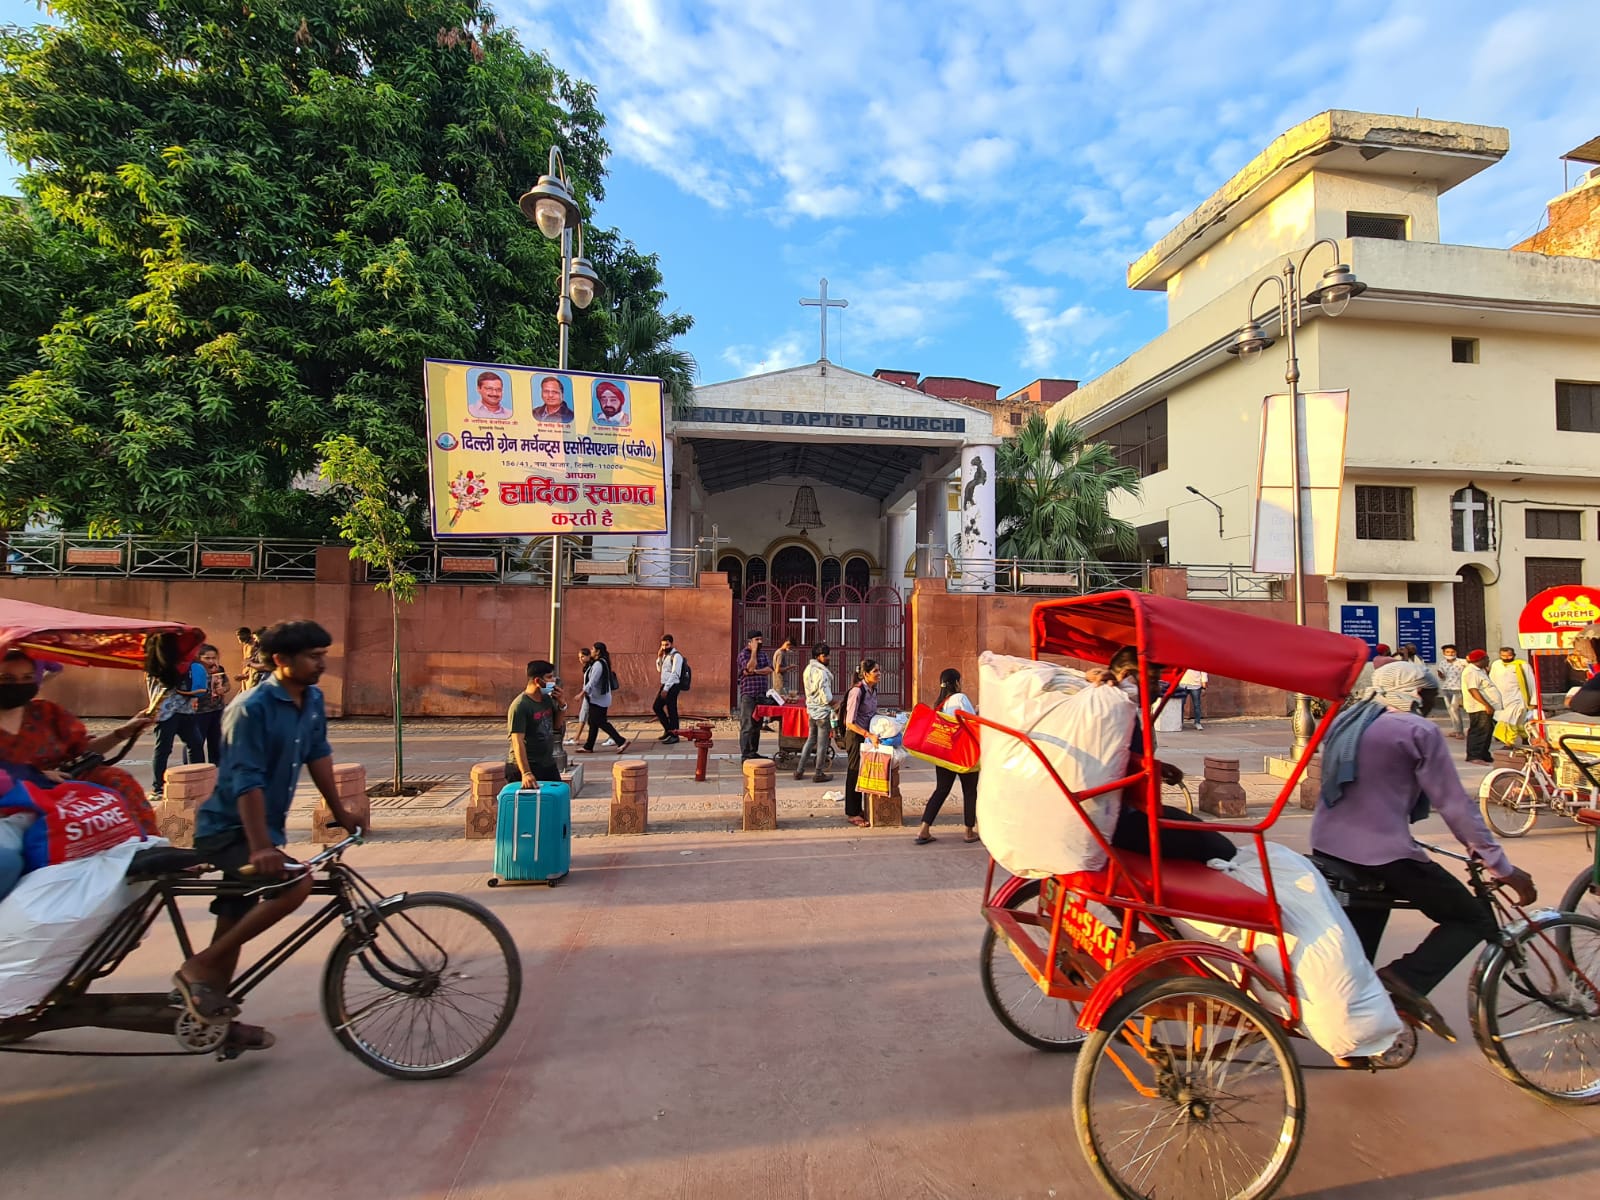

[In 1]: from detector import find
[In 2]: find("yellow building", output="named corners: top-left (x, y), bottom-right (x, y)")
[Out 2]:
top-left (1053, 110), bottom-right (1600, 655)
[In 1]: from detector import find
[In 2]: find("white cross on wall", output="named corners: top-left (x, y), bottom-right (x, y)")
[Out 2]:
top-left (1453, 490), bottom-right (1486, 552)
top-left (829, 610), bottom-right (858, 640)
top-left (794, 607), bottom-right (818, 641)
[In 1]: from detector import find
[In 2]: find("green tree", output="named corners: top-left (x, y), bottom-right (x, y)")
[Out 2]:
top-left (600, 296), bottom-right (697, 416)
top-left (318, 434), bottom-right (416, 793)
top-left (0, 0), bottom-right (692, 536)
top-left (996, 412), bottom-right (1141, 565)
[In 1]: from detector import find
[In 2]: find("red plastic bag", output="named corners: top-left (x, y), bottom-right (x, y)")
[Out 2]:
top-left (903, 702), bottom-right (981, 773)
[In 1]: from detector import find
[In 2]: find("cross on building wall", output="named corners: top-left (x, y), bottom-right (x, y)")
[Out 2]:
top-left (794, 607), bottom-right (818, 642)
top-left (829, 609), bottom-right (858, 641)
top-left (1453, 490), bottom-right (1486, 552)
top-left (799, 277), bottom-right (849, 362)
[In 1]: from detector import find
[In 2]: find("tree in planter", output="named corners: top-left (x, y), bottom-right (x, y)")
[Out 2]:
top-left (318, 435), bottom-right (417, 794)
top-left (996, 412), bottom-right (1141, 572)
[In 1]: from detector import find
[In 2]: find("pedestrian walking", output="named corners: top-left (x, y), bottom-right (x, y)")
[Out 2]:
top-left (1170, 668), bottom-right (1207, 729)
top-left (144, 631), bottom-right (205, 798)
top-left (235, 626), bottom-right (271, 692)
top-left (768, 634), bottom-right (795, 705)
top-left (577, 641), bottom-right (629, 754)
top-left (736, 631), bottom-right (771, 760)
top-left (841, 659), bottom-right (881, 827)
top-left (654, 634), bottom-right (684, 744)
top-left (1490, 647), bottom-right (1535, 745)
top-left (1437, 644), bottom-right (1466, 738)
top-left (794, 642), bottom-right (835, 782)
top-left (1398, 644), bottom-right (1440, 716)
top-left (567, 646), bottom-right (592, 746)
top-left (506, 659), bottom-right (566, 786)
top-left (1461, 649), bottom-right (1497, 765)
top-left (913, 668), bottom-right (980, 844)
top-left (192, 643), bottom-right (231, 764)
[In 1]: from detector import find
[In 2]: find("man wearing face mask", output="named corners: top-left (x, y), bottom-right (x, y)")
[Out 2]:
top-left (1312, 660), bottom-right (1536, 1041)
top-left (506, 659), bottom-right (567, 788)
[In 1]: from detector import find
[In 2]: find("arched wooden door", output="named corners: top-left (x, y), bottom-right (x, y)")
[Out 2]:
top-left (1453, 566), bottom-right (1486, 652)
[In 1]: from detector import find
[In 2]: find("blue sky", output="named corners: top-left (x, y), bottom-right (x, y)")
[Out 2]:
top-left (2, 0), bottom-right (1592, 394)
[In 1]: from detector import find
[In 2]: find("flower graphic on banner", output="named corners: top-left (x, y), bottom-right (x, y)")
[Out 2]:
top-left (447, 470), bottom-right (489, 526)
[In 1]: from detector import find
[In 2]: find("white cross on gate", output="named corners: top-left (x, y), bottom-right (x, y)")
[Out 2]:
top-left (829, 609), bottom-right (858, 641)
top-left (794, 606), bottom-right (818, 641)
top-left (1453, 489), bottom-right (1486, 552)
top-left (799, 277), bottom-right (849, 362)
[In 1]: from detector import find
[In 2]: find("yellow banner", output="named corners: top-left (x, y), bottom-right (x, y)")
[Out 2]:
top-left (423, 359), bottom-right (667, 537)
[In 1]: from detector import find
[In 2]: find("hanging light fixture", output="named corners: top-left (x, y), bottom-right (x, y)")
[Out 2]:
top-left (787, 485), bottom-right (824, 536)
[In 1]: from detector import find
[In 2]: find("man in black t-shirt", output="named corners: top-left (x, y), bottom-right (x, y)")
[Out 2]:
top-left (506, 659), bottom-right (567, 787)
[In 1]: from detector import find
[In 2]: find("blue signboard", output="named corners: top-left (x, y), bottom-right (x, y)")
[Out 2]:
top-left (1396, 606), bottom-right (1438, 663)
top-left (1340, 604), bottom-right (1380, 650)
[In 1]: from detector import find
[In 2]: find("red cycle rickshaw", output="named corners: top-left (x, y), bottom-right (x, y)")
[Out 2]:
top-left (966, 592), bottom-right (1600, 1200)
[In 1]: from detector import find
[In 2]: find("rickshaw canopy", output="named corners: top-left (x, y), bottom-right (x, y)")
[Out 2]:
top-left (1030, 590), bottom-right (1368, 702)
top-left (0, 598), bottom-right (204, 670)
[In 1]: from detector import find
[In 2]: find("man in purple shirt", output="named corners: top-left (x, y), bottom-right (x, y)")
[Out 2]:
top-left (736, 631), bottom-right (772, 760)
top-left (1312, 661), bottom-right (1536, 1040)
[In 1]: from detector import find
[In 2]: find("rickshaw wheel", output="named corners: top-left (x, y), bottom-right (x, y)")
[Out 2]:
top-left (980, 879), bottom-right (1088, 1052)
top-left (1074, 975), bottom-right (1304, 1200)
top-left (1558, 866), bottom-right (1600, 928)
top-left (1477, 769), bottom-right (1539, 838)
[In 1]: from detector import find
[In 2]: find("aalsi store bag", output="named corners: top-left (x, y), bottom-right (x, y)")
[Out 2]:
top-left (903, 703), bottom-right (981, 773)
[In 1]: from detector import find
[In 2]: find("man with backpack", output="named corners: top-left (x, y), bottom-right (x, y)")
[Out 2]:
top-left (654, 634), bottom-right (686, 745)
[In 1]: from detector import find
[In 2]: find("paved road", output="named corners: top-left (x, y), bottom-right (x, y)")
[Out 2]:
top-left (7, 795), bottom-right (1599, 1198)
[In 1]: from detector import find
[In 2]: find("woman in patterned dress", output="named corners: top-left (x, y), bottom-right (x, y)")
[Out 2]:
top-left (0, 649), bottom-right (159, 834)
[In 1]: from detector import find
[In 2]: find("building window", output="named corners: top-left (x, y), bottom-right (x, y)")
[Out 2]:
top-left (1526, 508), bottom-right (1582, 540)
top-left (1009, 411), bottom-right (1022, 426)
top-left (1526, 557), bottom-right (1583, 602)
top-left (1557, 382), bottom-right (1600, 433)
top-left (1100, 399), bottom-right (1168, 478)
top-left (1407, 581), bottom-right (1432, 604)
top-left (1450, 485), bottom-right (1492, 552)
top-left (1451, 337), bottom-right (1478, 364)
top-left (1346, 581), bottom-right (1370, 603)
top-left (1355, 486), bottom-right (1414, 541)
top-left (1346, 212), bottom-right (1408, 240)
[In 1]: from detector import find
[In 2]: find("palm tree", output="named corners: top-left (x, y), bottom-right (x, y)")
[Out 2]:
top-left (996, 412), bottom-right (1141, 564)
top-left (601, 298), bottom-right (698, 417)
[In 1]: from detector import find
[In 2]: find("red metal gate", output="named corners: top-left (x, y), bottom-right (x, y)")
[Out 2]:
top-left (734, 581), bottom-right (904, 708)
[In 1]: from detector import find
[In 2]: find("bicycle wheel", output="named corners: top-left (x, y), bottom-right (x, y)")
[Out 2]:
top-left (1469, 911), bottom-right (1600, 1104)
top-left (1074, 975), bottom-right (1304, 1200)
top-left (322, 891), bottom-right (521, 1080)
top-left (980, 879), bottom-right (1088, 1052)
top-left (1559, 865), bottom-right (1600, 925)
top-left (1478, 768), bottom-right (1539, 838)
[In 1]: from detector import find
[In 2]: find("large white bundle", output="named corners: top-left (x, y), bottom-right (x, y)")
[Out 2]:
top-left (977, 652), bottom-right (1132, 877)
top-left (0, 839), bottom-right (160, 1017)
top-left (1174, 842), bottom-right (1403, 1058)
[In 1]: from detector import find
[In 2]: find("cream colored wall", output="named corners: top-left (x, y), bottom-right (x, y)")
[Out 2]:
top-left (1310, 171), bottom-right (1440, 244)
top-left (704, 481), bottom-right (885, 568)
top-left (1167, 175), bottom-right (1316, 325)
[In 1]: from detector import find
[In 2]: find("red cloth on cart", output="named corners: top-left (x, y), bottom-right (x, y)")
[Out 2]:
top-left (753, 704), bottom-right (810, 739)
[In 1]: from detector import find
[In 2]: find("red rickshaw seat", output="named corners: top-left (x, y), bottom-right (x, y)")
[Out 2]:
top-left (1058, 853), bottom-right (1278, 930)
top-left (1576, 808), bottom-right (1600, 827)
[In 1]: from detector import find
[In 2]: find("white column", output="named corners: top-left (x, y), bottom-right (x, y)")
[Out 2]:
top-left (636, 438), bottom-right (674, 587)
top-left (958, 443), bottom-right (997, 592)
top-left (886, 509), bottom-right (915, 592)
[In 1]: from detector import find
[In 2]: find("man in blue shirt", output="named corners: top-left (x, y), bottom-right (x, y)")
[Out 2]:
top-left (173, 620), bottom-right (358, 1043)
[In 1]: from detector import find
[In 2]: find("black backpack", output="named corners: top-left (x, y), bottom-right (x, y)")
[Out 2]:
top-left (678, 657), bottom-right (692, 692)
top-left (608, 665), bottom-right (621, 691)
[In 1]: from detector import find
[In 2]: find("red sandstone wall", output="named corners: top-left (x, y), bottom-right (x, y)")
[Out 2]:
top-left (0, 558), bottom-right (732, 719)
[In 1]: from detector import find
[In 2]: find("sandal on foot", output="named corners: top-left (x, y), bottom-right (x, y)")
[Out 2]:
top-left (914, 833), bottom-right (936, 844)
top-left (963, 832), bottom-right (981, 843)
top-left (847, 816), bottom-right (869, 827)
top-left (224, 1022), bottom-right (276, 1053)
top-left (172, 972), bottom-right (239, 1025)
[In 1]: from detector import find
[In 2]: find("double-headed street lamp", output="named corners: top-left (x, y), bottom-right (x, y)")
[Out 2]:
top-left (1226, 238), bottom-right (1365, 754)
top-left (519, 147), bottom-right (602, 705)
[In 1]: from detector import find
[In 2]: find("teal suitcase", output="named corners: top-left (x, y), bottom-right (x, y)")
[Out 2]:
top-left (487, 781), bottom-right (570, 887)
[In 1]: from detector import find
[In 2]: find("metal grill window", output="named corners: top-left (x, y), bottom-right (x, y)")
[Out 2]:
top-left (1346, 212), bottom-right (1408, 240)
top-left (1525, 509), bottom-right (1582, 540)
top-left (1557, 382), bottom-right (1600, 433)
top-left (1407, 581), bottom-right (1432, 603)
top-left (1355, 486), bottom-right (1414, 540)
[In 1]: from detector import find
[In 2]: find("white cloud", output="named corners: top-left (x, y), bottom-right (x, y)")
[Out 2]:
top-left (1004, 286), bottom-right (1120, 371)
top-left (718, 333), bottom-right (808, 379)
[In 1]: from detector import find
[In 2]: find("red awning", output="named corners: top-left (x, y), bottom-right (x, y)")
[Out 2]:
top-left (0, 598), bottom-right (205, 670)
top-left (1030, 591), bottom-right (1368, 701)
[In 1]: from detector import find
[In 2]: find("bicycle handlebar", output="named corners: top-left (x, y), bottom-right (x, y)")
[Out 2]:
top-left (234, 827), bottom-right (364, 879)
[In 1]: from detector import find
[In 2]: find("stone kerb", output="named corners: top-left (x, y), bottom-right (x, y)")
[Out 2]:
top-left (154, 763), bottom-right (215, 847)
top-left (1297, 756), bottom-right (1322, 812)
top-left (611, 759), bottom-right (649, 835)
top-left (1196, 756), bottom-right (1247, 818)
top-left (313, 762), bottom-right (370, 844)
top-left (741, 758), bottom-right (777, 831)
top-left (466, 761), bottom-right (504, 840)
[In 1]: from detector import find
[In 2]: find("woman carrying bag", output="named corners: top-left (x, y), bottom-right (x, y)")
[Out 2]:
top-left (578, 641), bottom-right (630, 754)
top-left (840, 659), bottom-right (881, 828)
top-left (913, 668), bottom-right (981, 845)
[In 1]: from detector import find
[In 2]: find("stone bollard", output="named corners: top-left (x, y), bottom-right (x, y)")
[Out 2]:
top-left (610, 759), bottom-right (649, 834)
top-left (314, 762), bottom-right (370, 843)
top-left (465, 761), bottom-right (505, 840)
top-left (867, 764), bottom-right (904, 828)
top-left (741, 758), bottom-right (777, 831)
top-left (161, 763), bottom-right (217, 812)
top-left (1297, 756), bottom-right (1322, 811)
top-left (152, 799), bottom-right (197, 848)
top-left (1196, 756), bottom-right (1247, 818)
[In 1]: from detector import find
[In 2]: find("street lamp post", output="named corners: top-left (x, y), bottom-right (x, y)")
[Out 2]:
top-left (1227, 238), bottom-right (1365, 755)
top-left (519, 147), bottom-right (602, 726)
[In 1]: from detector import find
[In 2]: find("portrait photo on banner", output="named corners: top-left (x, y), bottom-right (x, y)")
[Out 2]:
top-left (532, 373), bottom-right (576, 424)
top-left (466, 366), bottom-right (515, 421)
top-left (592, 379), bottom-right (632, 428)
